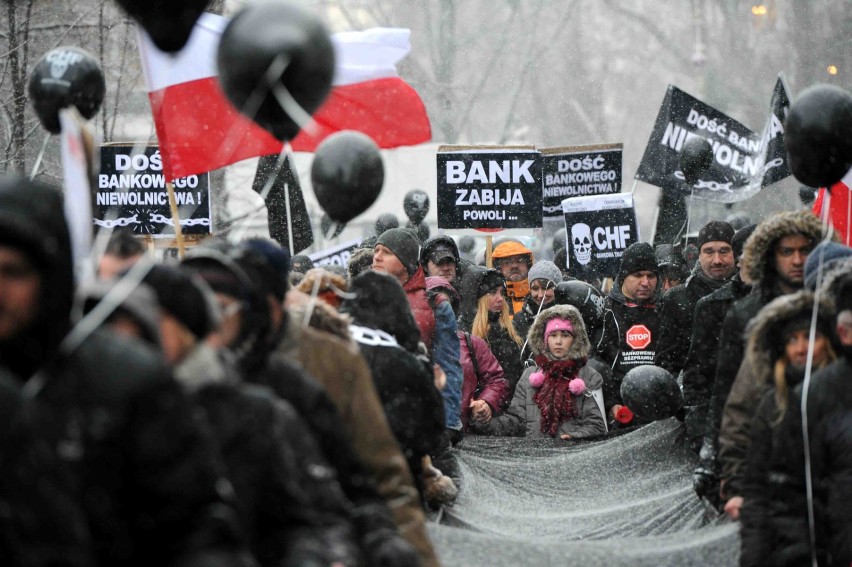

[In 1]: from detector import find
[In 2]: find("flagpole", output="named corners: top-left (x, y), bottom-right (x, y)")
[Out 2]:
top-left (283, 143), bottom-right (295, 256)
top-left (166, 181), bottom-right (186, 258)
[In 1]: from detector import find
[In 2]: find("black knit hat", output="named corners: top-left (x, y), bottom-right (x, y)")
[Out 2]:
top-left (618, 242), bottom-right (658, 281)
top-left (732, 224), bottom-right (757, 260)
top-left (476, 268), bottom-right (505, 299)
top-left (375, 227), bottom-right (421, 276)
top-left (697, 220), bottom-right (735, 250)
top-left (143, 264), bottom-right (218, 339)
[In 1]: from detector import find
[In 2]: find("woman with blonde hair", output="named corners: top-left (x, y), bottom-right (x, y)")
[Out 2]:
top-left (458, 266), bottom-right (524, 396)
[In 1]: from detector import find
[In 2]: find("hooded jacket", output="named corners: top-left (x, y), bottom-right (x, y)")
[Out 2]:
top-left (719, 291), bottom-right (837, 499)
top-left (492, 241), bottom-right (533, 316)
top-left (458, 331), bottom-right (510, 431)
top-left (403, 266), bottom-right (435, 353)
top-left (472, 305), bottom-right (606, 438)
top-left (420, 235), bottom-right (465, 284)
top-left (0, 177), bottom-right (250, 566)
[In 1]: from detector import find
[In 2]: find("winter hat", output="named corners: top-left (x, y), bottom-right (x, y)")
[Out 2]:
top-left (804, 241), bottom-right (852, 290)
top-left (290, 254), bottom-right (313, 274)
top-left (528, 260), bottom-right (563, 287)
top-left (421, 236), bottom-right (460, 267)
top-left (618, 242), bottom-right (658, 281)
top-left (697, 220), bottom-right (735, 250)
top-left (492, 240), bottom-right (534, 265)
top-left (81, 280), bottom-right (161, 346)
top-left (244, 238), bottom-right (291, 299)
top-left (476, 269), bottom-right (505, 299)
top-left (375, 227), bottom-right (421, 276)
top-left (732, 224), bottom-right (757, 260)
top-left (544, 317), bottom-right (574, 343)
top-left (143, 264), bottom-right (219, 339)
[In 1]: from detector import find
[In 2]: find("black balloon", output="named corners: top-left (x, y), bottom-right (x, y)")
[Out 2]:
top-left (553, 281), bottom-right (605, 340)
top-left (785, 84), bottom-right (852, 189)
top-left (116, 0), bottom-right (209, 53)
top-left (217, 3), bottom-right (335, 141)
top-left (375, 213), bottom-right (400, 235)
top-left (620, 365), bottom-right (683, 421)
top-left (403, 189), bottom-right (430, 224)
top-left (28, 47), bottom-right (105, 134)
top-left (311, 131), bottom-right (384, 223)
top-left (798, 185), bottom-right (818, 206)
top-left (406, 220), bottom-right (430, 243)
top-left (457, 235), bottom-right (476, 254)
top-left (679, 136), bottom-right (714, 185)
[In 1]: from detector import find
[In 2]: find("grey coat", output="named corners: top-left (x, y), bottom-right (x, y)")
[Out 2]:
top-left (471, 304), bottom-right (607, 439)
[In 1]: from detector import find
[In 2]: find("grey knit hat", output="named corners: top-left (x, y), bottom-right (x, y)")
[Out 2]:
top-left (528, 260), bottom-right (563, 287)
top-left (375, 228), bottom-right (421, 276)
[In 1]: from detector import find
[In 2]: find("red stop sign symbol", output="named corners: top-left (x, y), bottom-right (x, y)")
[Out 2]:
top-left (625, 324), bottom-right (652, 350)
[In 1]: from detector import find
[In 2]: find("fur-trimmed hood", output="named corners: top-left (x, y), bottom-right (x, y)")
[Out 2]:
top-left (526, 304), bottom-right (591, 360)
top-left (739, 210), bottom-right (827, 285)
top-left (288, 297), bottom-right (353, 343)
top-left (742, 290), bottom-right (838, 385)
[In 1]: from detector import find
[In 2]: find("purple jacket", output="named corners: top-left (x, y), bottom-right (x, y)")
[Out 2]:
top-left (459, 331), bottom-right (511, 431)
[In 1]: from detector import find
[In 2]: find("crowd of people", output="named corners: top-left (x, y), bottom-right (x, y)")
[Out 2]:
top-left (1, 171), bottom-right (851, 567)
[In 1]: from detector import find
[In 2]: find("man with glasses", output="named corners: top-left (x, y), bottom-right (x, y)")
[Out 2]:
top-left (491, 241), bottom-right (534, 319)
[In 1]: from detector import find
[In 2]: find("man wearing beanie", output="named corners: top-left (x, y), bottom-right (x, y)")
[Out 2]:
top-left (598, 242), bottom-right (661, 421)
top-left (491, 240), bottom-right (534, 319)
top-left (656, 220), bottom-right (736, 378)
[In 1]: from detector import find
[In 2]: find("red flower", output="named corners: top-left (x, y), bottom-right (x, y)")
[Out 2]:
top-left (615, 406), bottom-right (634, 424)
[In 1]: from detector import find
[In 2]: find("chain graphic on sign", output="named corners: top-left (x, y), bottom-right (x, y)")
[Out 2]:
top-left (93, 215), bottom-right (141, 228)
top-left (694, 180), bottom-right (734, 193)
top-left (149, 213), bottom-right (211, 227)
top-left (763, 158), bottom-right (784, 173)
top-left (543, 204), bottom-right (563, 214)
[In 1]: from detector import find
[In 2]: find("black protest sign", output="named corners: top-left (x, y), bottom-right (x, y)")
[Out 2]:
top-left (635, 78), bottom-right (791, 203)
top-left (541, 144), bottom-right (622, 218)
top-left (563, 193), bottom-right (638, 279)
top-left (437, 146), bottom-right (542, 231)
top-left (96, 145), bottom-right (211, 237)
top-left (308, 238), bottom-right (361, 268)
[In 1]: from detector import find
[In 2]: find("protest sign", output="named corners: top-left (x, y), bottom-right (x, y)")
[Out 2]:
top-left (562, 193), bottom-right (638, 279)
top-left (541, 143), bottom-right (623, 218)
top-left (437, 145), bottom-right (542, 232)
top-left (96, 144), bottom-right (211, 237)
top-left (308, 238), bottom-right (362, 269)
top-left (635, 76), bottom-right (790, 203)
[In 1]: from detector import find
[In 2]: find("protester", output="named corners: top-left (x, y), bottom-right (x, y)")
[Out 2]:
top-left (471, 305), bottom-right (606, 439)
top-left (803, 274), bottom-right (852, 565)
top-left (96, 229), bottom-right (146, 280)
top-left (491, 240), bottom-right (534, 317)
top-left (458, 265), bottom-right (525, 395)
top-left (347, 247), bottom-right (374, 281)
top-left (719, 291), bottom-right (837, 522)
top-left (803, 240), bottom-right (852, 291)
top-left (341, 271), bottom-right (446, 499)
top-left (297, 266), bottom-right (350, 308)
top-left (655, 244), bottom-right (688, 292)
top-left (420, 234), bottom-right (463, 285)
top-left (711, 211), bottom-right (823, 508)
top-left (0, 175), bottom-right (252, 566)
top-left (290, 253), bottom-right (314, 274)
top-left (513, 260), bottom-right (563, 341)
top-left (655, 220), bottom-right (736, 375)
top-left (597, 242), bottom-right (661, 420)
top-left (80, 279), bottom-right (161, 346)
top-left (144, 262), bottom-right (360, 567)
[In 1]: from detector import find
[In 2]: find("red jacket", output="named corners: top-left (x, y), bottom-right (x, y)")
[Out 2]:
top-left (403, 266), bottom-right (435, 353)
top-left (459, 331), bottom-right (511, 430)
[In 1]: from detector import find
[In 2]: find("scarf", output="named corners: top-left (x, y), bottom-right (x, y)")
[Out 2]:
top-left (532, 354), bottom-right (587, 437)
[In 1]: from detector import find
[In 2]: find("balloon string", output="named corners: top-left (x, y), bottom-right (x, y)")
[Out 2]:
top-left (801, 191), bottom-right (833, 567)
top-left (29, 132), bottom-right (50, 180)
top-left (271, 82), bottom-right (318, 136)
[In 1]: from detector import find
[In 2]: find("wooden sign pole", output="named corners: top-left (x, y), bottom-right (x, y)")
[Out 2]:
top-left (166, 181), bottom-right (186, 258)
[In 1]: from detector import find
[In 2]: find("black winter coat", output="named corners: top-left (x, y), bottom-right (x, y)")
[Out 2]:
top-left (801, 357), bottom-right (852, 567)
top-left (654, 271), bottom-right (729, 375)
top-left (512, 295), bottom-right (540, 345)
top-left (1, 332), bottom-right (250, 567)
top-left (598, 282), bottom-right (661, 409)
top-left (740, 387), bottom-right (812, 567)
top-left (486, 322), bottom-right (525, 397)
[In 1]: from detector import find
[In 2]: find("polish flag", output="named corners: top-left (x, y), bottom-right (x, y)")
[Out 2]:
top-left (137, 13), bottom-right (431, 181)
top-left (812, 168), bottom-right (852, 246)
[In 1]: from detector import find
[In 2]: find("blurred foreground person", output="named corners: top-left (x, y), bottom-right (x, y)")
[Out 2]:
top-left (0, 176), bottom-right (252, 566)
top-left (721, 291), bottom-right (837, 523)
top-left (97, 229), bottom-right (146, 280)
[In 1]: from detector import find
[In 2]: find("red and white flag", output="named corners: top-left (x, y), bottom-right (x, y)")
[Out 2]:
top-left (137, 13), bottom-right (431, 181)
top-left (812, 168), bottom-right (852, 246)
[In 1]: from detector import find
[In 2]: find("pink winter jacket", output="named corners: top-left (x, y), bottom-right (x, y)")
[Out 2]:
top-left (459, 331), bottom-right (511, 431)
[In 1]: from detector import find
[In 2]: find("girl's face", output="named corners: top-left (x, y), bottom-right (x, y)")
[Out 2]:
top-left (487, 288), bottom-right (505, 313)
top-left (546, 330), bottom-right (574, 359)
top-left (784, 330), bottom-right (829, 368)
top-left (529, 279), bottom-right (555, 307)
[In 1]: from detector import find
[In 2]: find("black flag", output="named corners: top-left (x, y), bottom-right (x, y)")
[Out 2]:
top-left (252, 154), bottom-right (314, 254)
